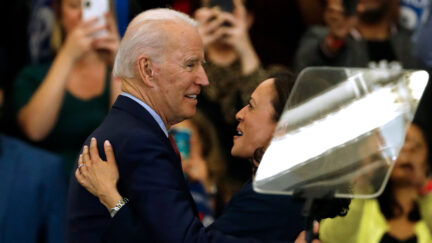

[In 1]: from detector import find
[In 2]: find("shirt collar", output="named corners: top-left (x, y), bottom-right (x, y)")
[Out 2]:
top-left (121, 92), bottom-right (168, 137)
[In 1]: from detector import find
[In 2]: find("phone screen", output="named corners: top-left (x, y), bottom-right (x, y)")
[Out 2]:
top-left (82, 0), bottom-right (109, 36)
top-left (170, 128), bottom-right (191, 160)
top-left (209, 0), bottom-right (234, 13)
top-left (82, 0), bottom-right (109, 20)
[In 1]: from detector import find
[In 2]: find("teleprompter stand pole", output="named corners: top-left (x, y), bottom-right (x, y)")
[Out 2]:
top-left (293, 187), bottom-right (335, 243)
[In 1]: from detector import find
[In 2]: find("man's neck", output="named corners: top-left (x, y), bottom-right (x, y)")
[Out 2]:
top-left (122, 80), bottom-right (170, 131)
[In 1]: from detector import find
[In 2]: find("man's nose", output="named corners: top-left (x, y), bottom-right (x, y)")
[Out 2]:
top-left (196, 65), bottom-right (209, 86)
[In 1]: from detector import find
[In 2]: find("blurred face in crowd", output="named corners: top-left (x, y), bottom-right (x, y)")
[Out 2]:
top-left (232, 78), bottom-right (277, 158)
top-left (391, 124), bottom-right (429, 188)
top-left (61, 0), bottom-right (82, 34)
top-left (357, 0), bottom-right (392, 23)
top-left (151, 22), bottom-right (209, 126)
top-left (358, 0), bottom-right (389, 9)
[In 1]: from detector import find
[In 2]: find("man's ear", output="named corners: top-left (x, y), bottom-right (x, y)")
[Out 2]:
top-left (137, 55), bottom-right (154, 87)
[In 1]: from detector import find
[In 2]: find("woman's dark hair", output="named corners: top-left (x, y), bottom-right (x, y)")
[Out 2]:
top-left (269, 71), bottom-right (296, 122)
top-left (378, 120), bottom-right (429, 221)
top-left (412, 118), bottom-right (432, 171)
top-left (378, 180), bottom-right (421, 222)
top-left (251, 71), bottom-right (295, 164)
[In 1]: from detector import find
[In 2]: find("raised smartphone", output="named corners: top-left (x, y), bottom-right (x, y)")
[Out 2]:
top-left (82, 0), bottom-right (109, 36)
top-left (170, 128), bottom-right (191, 160)
top-left (209, 0), bottom-right (234, 13)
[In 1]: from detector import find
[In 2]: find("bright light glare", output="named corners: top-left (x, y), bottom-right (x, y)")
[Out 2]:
top-left (409, 71), bottom-right (429, 100)
top-left (255, 87), bottom-right (405, 181)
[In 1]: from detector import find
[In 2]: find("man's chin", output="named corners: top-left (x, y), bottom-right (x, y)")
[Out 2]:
top-left (169, 111), bottom-right (195, 126)
top-left (179, 109), bottom-right (196, 122)
top-left (186, 108), bottom-right (196, 118)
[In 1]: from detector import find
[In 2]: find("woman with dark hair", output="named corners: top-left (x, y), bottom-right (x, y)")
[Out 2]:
top-left (76, 72), bottom-right (326, 242)
top-left (319, 121), bottom-right (432, 243)
top-left (13, 0), bottom-right (121, 173)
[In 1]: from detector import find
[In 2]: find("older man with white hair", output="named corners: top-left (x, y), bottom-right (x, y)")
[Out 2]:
top-left (66, 8), bottom-right (268, 243)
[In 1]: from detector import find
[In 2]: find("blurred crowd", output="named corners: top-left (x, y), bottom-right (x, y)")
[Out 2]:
top-left (1, 0), bottom-right (431, 242)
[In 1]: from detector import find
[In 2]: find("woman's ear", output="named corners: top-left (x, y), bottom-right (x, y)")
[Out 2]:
top-left (137, 55), bottom-right (154, 87)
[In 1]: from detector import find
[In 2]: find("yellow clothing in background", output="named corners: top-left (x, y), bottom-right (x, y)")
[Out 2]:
top-left (320, 194), bottom-right (432, 243)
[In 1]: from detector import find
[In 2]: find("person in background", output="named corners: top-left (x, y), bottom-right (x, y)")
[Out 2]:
top-left (13, 0), bottom-right (122, 174)
top-left (413, 1), bottom-right (432, 68)
top-left (295, 0), bottom-right (423, 72)
top-left (171, 111), bottom-right (229, 221)
top-left (0, 83), bottom-right (68, 243)
top-left (411, 2), bottom-right (432, 161)
top-left (319, 122), bottom-right (432, 243)
top-left (195, 0), bottom-right (283, 191)
top-left (74, 72), bottom-right (338, 242)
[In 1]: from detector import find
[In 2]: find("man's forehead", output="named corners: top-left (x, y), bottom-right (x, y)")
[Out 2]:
top-left (164, 29), bottom-right (204, 60)
top-left (168, 48), bottom-right (204, 63)
top-left (162, 20), bottom-right (196, 33)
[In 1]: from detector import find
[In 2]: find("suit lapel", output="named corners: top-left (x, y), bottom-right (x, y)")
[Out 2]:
top-left (112, 95), bottom-right (181, 166)
top-left (112, 96), bottom-right (162, 133)
top-left (112, 96), bottom-right (199, 216)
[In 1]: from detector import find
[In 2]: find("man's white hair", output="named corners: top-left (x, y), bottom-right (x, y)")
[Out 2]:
top-left (112, 8), bottom-right (198, 78)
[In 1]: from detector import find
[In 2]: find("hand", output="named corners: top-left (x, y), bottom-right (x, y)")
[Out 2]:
top-left (61, 18), bottom-right (106, 62)
top-left (295, 221), bottom-right (321, 243)
top-left (324, 0), bottom-right (357, 40)
top-left (75, 137), bottom-right (122, 209)
top-left (217, 0), bottom-right (254, 56)
top-left (195, 7), bottom-right (229, 47)
top-left (93, 12), bottom-right (121, 67)
top-left (182, 156), bottom-right (208, 184)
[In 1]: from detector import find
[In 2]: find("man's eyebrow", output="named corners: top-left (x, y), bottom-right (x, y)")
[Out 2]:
top-left (185, 57), bottom-right (200, 63)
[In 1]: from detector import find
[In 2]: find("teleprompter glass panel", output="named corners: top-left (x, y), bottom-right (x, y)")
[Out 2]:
top-left (254, 67), bottom-right (429, 199)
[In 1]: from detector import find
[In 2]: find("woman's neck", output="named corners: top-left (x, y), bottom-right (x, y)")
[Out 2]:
top-left (393, 186), bottom-right (417, 216)
top-left (75, 51), bottom-right (104, 67)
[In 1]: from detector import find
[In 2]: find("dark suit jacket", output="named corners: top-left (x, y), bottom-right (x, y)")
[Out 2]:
top-left (208, 179), bottom-right (304, 241)
top-left (0, 135), bottom-right (67, 243)
top-left (107, 179), bottom-right (304, 243)
top-left (67, 95), bottom-right (265, 243)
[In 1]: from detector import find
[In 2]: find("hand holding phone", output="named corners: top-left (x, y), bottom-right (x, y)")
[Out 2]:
top-left (324, 0), bottom-right (358, 40)
top-left (170, 128), bottom-right (191, 160)
top-left (209, 0), bottom-right (234, 13)
top-left (82, 0), bottom-right (109, 37)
